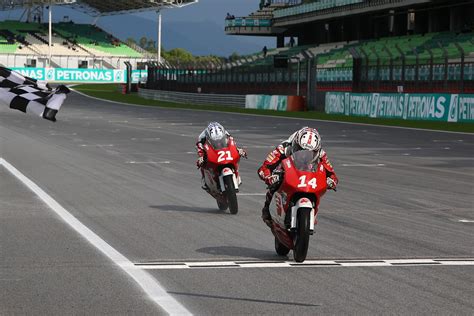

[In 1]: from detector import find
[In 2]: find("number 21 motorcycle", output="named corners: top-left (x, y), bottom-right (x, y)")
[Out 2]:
top-left (268, 150), bottom-right (335, 262)
top-left (201, 136), bottom-right (243, 214)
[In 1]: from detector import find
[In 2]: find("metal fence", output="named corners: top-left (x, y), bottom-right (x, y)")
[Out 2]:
top-left (138, 88), bottom-right (246, 107)
top-left (145, 55), bottom-right (474, 109)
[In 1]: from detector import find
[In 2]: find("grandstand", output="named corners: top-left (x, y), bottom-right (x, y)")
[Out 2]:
top-left (0, 0), bottom-right (198, 70)
top-left (147, 0), bottom-right (474, 110)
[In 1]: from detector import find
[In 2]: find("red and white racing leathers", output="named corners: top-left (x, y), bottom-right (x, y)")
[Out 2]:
top-left (258, 147), bottom-right (338, 185)
top-left (257, 134), bottom-right (338, 208)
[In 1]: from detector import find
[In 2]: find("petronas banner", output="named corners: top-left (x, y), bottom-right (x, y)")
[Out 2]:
top-left (325, 92), bottom-right (474, 123)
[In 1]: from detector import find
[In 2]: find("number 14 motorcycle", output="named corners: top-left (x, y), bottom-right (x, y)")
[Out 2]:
top-left (201, 137), bottom-right (244, 214)
top-left (268, 150), bottom-right (336, 262)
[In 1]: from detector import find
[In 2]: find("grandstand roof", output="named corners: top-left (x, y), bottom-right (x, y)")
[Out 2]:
top-left (0, 0), bottom-right (198, 16)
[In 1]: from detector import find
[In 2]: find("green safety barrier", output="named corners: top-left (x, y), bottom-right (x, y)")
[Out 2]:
top-left (325, 92), bottom-right (474, 123)
top-left (10, 67), bottom-right (147, 83)
top-left (246, 95), bottom-right (287, 111)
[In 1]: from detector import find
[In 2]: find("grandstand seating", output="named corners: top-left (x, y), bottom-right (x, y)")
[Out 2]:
top-left (54, 23), bottom-right (142, 57)
top-left (221, 31), bottom-right (473, 83)
top-left (314, 32), bottom-right (474, 81)
top-left (0, 21), bottom-right (142, 58)
top-left (273, 0), bottom-right (364, 18)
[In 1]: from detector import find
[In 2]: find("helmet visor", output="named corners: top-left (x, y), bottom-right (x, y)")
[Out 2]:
top-left (208, 136), bottom-right (228, 150)
top-left (291, 150), bottom-right (319, 172)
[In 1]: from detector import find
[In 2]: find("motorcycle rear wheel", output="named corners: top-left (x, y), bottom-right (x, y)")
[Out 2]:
top-left (293, 208), bottom-right (311, 262)
top-left (274, 237), bottom-right (290, 256)
top-left (223, 175), bottom-right (238, 215)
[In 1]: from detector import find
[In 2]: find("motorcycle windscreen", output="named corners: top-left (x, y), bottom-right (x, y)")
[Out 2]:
top-left (291, 150), bottom-right (319, 172)
top-left (208, 136), bottom-right (228, 150)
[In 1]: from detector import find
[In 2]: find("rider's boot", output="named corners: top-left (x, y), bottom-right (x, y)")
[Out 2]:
top-left (201, 177), bottom-right (210, 192)
top-left (261, 199), bottom-right (273, 228)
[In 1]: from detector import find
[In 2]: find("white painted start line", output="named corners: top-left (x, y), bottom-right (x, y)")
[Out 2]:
top-left (135, 258), bottom-right (474, 270)
top-left (0, 158), bottom-right (191, 315)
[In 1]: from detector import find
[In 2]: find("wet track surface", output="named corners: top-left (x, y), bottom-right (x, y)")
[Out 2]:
top-left (1, 92), bottom-right (473, 314)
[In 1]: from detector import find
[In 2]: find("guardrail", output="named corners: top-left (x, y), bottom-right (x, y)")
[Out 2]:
top-left (138, 88), bottom-right (246, 108)
top-left (225, 18), bottom-right (272, 27)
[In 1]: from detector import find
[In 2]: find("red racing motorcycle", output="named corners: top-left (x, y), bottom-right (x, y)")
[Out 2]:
top-left (268, 150), bottom-right (334, 262)
top-left (201, 137), bottom-right (242, 214)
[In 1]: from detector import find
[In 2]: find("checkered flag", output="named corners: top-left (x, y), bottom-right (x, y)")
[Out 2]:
top-left (0, 67), bottom-right (69, 122)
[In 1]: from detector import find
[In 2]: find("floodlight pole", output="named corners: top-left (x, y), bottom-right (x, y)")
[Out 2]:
top-left (151, 1), bottom-right (199, 64)
top-left (157, 10), bottom-right (162, 63)
top-left (48, 1), bottom-right (52, 67)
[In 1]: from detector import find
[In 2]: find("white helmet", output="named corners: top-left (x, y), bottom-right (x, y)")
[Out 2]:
top-left (292, 127), bottom-right (321, 154)
top-left (205, 122), bottom-right (228, 148)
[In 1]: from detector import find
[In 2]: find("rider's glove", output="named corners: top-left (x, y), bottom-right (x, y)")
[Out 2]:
top-left (327, 176), bottom-right (337, 190)
top-left (265, 174), bottom-right (280, 186)
top-left (238, 148), bottom-right (248, 159)
top-left (196, 156), bottom-right (205, 168)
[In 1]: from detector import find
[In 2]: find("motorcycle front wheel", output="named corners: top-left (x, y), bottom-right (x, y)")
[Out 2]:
top-left (217, 199), bottom-right (228, 211)
top-left (293, 208), bottom-right (311, 262)
top-left (223, 175), bottom-right (238, 215)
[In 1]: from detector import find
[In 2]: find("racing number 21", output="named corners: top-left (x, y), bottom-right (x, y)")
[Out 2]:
top-left (217, 150), bottom-right (233, 162)
top-left (298, 175), bottom-right (317, 189)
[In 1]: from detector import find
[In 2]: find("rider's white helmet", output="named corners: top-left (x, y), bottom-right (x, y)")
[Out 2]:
top-left (205, 122), bottom-right (226, 143)
top-left (291, 127), bottom-right (321, 154)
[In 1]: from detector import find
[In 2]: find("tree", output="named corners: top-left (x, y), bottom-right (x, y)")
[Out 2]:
top-left (125, 37), bottom-right (137, 46)
top-left (163, 48), bottom-right (195, 65)
top-left (229, 52), bottom-right (240, 62)
top-left (146, 39), bottom-right (157, 53)
top-left (139, 36), bottom-right (148, 49)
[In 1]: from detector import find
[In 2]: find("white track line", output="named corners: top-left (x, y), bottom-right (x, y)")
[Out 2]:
top-left (127, 161), bottom-right (171, 164)
top-left (341, 163), bottom-right (385, 167)
top-left (0, 158), bottom-right (191, 315)
top-left (459, 219), bottom-right (474, 223)
top-left (135, 258), bottom-right (474, 270)
top-left (71, 89), bottom-right (474, 135)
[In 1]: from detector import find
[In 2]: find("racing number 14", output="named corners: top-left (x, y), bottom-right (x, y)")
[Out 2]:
top-left (298, 175), bottom-right (317, 189)
top-left (217, 150), bottom-right (233, 162)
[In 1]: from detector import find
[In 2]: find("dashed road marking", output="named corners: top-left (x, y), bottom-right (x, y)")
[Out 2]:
top-left (459, 219), bottom-right (474, 223)
top-left (135, 258), bottom-right (474, 270)
top-left (342, 163), bottom-right (385, 167)
top-left (0, 158), bottom-right (190, 315)
top-left (79, 144), bottom-right (114, 147)
top-left (130, 138), bottom-right (161, 141)
top-left (127, 161), bottom-right (171, 164)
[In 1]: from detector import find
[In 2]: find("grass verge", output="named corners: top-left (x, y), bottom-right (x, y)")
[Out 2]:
top-left (74, 84), bottom-right (474, 133)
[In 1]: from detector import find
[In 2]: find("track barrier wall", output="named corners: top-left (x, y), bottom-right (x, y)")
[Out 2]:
top-left (325, 92), bottom-right (474, 123)
top-left (245, 95), bottom-right (306, 111)
top-left (9, 67), bottom-right (147, 83)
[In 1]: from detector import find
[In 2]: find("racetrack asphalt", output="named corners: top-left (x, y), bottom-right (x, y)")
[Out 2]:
top-left (1, 92), bottom-right (473, 314)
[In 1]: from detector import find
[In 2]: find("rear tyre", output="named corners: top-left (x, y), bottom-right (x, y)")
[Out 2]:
top-left (217, 199), bottom-right (228, 211)
top-left (223, 175), bottom-right (238, 215)
top-left (293, 208), bottom-right (311, 262)
top-left (275, 237), bottom-right (290, 256)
